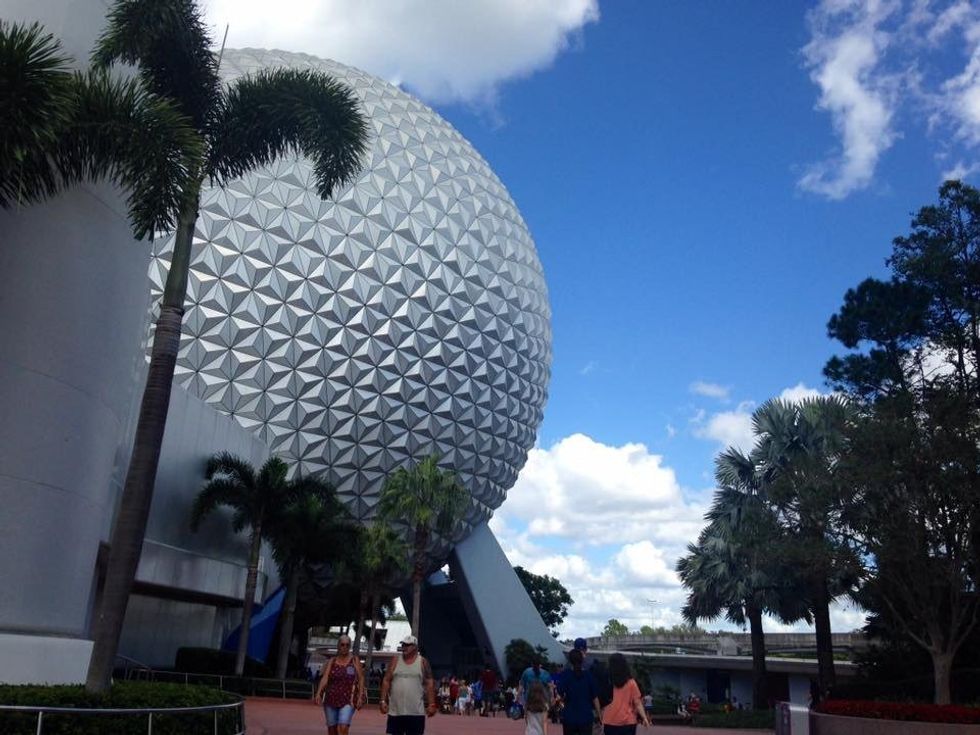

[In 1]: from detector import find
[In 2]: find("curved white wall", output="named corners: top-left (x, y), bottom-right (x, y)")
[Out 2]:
top-left (0, 182), bottom-right (151, 679)
top-left (0, 0), bottom-right (151, 679)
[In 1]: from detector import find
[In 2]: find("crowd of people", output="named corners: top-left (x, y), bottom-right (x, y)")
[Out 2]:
top-left (311, 633), bottom-right (713, 735)
top-left (434, 665), bottom-right (506, 716)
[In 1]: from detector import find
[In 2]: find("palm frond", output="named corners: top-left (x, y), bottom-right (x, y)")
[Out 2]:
top-left (0, 21), bottom-right (74, 206)
top-left (92, 0), bottom-right (220, 129)
top-left (256, 456), bottom-right (289, 493)
top-left (208, 68), bottom-right (369, 198)
top-left (714, 447), bottom-right (758, 491)
top-left (57, 69), bottom-right (201, 238)
top-left (206, 452), bottom-right (256, 486)
top-left (1, 20), bottom-right (202, 238)
top-left (190, 477), bottom-right (241, 530)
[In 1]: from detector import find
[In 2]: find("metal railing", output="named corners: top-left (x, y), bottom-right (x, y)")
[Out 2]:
top-left (115, 653), bottom-right (155, 681)
top-left (124, 668), bottom-right (315, 700)
top-left (0, 698), bottom-right (245, 735)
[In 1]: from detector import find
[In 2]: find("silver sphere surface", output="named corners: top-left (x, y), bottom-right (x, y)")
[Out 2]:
top-left (150, 49), bottom-right (551, 540)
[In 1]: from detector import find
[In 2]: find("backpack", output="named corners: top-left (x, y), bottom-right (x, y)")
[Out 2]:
top-left (590, 659), bottom-right (613, 708)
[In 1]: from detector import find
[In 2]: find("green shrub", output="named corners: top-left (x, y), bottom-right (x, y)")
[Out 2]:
top-left (695, 709), bottom-right (775, 729)
top-left (174, 647), bottom-right (273, 677)
top-left (646, 698), bottom-right (679, 714)
top-left (0, 682), bottom-right (241, 735)
top-left (503, 639), bottom-right (549, 683)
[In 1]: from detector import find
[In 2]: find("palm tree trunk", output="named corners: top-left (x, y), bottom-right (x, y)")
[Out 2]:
top-left (411, 576), bottom-right (422, 643)
top-left (353, 588), bottom-right (368, 655)
top-left (365, 591), bottom-right (380, 674)
top-left (411, 526), bottom-right (427, 642)
top-left (275, 564), bottom-right (300, 679)
top-left (85, 203), bottom-right (198, 693)
top-left (236, 526), bottom-right (264, 676)
top-left (746, 602), bottom-right (768, 710)
top-left (811, 577), bottom-right (836, 694)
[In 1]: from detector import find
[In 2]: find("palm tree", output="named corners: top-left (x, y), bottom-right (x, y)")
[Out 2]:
top-left (361, 522), bottom-right (409, 673)
top-left (722, 396), bottom-right (857, 694)
top-left (189, 453), bottom-right (292, 676)
top-left (330, 529), bottom-right (371, 657)
top-left (53, 0), bottom-right (368, 692)
top-left (266, 475), bottom-right (354, 679)
top-left (677, 486), bottom-right (808, 710)
top-left (379, 454), bottom-right (467, 639)
top-left (1, 20), bottom-right (199, 237)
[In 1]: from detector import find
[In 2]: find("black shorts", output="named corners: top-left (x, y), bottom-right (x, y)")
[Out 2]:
top-left (562, 724), bottom-right (593, 735)
top-left (603, 725), bottom-right (637, 735)
top-left (386, 714), bottom-right (426, 735)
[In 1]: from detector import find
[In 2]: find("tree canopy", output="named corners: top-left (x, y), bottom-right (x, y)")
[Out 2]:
top-left (514, 566), bottom-right (573, 634)
top-left (601, 618), bottom-right (629, 637)
top-left (379, 454), bottom-right (467, 638)
top-left (826, 180), bottom-right (980, 705)
top-left (504, 638), bottom-right (550, 681)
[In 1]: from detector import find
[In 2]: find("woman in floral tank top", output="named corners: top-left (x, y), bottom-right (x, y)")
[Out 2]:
top-left (314, 635), bottom-right (366, 735)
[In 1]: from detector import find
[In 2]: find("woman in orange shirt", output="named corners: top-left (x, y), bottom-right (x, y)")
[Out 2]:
top-left (600, 654), bottom-right (650, 734)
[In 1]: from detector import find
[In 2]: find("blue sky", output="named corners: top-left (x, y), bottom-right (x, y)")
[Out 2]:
top-left (209, 0), bottom-right (980, 636)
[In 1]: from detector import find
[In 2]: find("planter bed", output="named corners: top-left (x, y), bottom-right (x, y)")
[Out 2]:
top-left (812, 700), bottom-right (980, 735)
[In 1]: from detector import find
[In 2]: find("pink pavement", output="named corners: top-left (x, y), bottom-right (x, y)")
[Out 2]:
top-left (244, 698), bottom-right (773, 735)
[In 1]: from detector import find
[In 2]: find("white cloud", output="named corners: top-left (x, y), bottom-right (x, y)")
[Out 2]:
top-left (940, 160), bottom-right (980, 180)
top-left (491, 433), bottom-right (710, 635)
top-left (797, 1), bottom-right (980, 194)
top-left (613, 541), bottom-right (680, 587)
top-left (940, 14), bottom-right (980, 146)
top-left (692, 383), bottom-right (828, 451)
top-left (694, 400), bottom-right (756, 452)
top-left (205, 0), bottom-right (599, 105)
top-left (799, 0), bottom-right (899, 199)
top-left (579, 361), bottom-right (597, 376)
top-left (778, 382), bottom-right (826, 403)
top-left (689, 381), bottom-right (730, 401)
top-left (926, 0), bottom-right (975, 44)
top-left (497, 433), bottom-right (705, 546)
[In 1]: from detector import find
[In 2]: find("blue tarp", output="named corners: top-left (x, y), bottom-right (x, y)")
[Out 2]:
top-left (222, 585), bottom-right (286, 663)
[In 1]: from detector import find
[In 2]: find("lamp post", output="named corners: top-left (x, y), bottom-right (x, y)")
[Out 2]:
top-left (646, 599), bottom-right (660, 632)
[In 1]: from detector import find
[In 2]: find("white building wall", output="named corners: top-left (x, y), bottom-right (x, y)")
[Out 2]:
top-left (118, 595), bottom-right (241, 669)
top-left (788, 674), bottom-right (812, 705)
top-left (0, 0), bottom-right (151, 684)
top-left (729, 671), bottom-right (755, 708)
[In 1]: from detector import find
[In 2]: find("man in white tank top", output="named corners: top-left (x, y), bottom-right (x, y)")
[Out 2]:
top-left (379, 634), bottom-right (437, 735)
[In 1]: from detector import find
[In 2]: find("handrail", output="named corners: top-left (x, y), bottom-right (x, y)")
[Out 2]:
top-left (124, 667), bottom-right (316, 699)
top-left (0, 700), bottom-right (243, 714)
top-left (0, 697), bottom-right (245, 735)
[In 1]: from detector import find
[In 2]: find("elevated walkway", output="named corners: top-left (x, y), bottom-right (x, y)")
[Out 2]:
top-left (586, 632), bottom-right (868, 658)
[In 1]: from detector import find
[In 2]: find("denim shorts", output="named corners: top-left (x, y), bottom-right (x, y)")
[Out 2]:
top-left (324, 703), bottom-right (355, 726)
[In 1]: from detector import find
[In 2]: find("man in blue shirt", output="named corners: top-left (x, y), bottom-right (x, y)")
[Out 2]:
top-left (555, 648), bottom-right (600, 735)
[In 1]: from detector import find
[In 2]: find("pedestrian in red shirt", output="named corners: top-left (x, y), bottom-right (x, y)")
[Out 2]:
top-left (480, 666), bottom-right (499, 716)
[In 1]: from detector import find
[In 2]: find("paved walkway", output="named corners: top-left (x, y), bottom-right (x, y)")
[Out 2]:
top-left (244, 698), bottom-right (772, 735)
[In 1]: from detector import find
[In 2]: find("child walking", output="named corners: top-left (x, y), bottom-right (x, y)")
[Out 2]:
top-left (525, 678), bottom-right (549, 735)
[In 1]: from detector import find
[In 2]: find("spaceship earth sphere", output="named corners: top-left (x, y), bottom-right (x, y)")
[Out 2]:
top-left (149, 49), bottom-right (552, 540)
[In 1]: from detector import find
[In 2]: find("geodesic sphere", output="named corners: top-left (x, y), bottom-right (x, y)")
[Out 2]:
top-left (149, 49), bottom-right (551, 540)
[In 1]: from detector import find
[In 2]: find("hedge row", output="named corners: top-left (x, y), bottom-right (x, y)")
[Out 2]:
top-left (818, 699), bottom-right (980, 725)
top-left (0, 682), bottom-right (241, 735)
